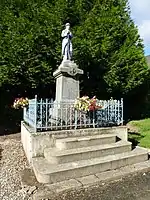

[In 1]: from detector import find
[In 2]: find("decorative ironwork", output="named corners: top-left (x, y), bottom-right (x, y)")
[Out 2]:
top-left (23, 97), bottom-right (37, 131)
top-left (23, 96), bottom-right (123, 132)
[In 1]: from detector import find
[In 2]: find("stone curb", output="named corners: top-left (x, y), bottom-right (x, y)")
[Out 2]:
top-left (33, 161), bottom-right (150, 200)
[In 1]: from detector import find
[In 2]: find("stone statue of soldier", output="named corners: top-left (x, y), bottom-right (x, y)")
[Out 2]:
top-left (61, 23), bottom-right (73, 61)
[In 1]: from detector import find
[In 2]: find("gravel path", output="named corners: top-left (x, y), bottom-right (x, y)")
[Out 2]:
top-left (0, 134), bottom-right (31, 200)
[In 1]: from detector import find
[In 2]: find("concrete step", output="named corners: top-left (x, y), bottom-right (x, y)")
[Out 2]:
top-left (44, 141), bottom-right (132, 164)
top-left (33, 160), bottom-right (150, 200)
top-left (55, 134), bottom-right (117, 150)
top-left (33, 161), bottom-right (150, 199)
top-left (32, 146), bottom-right (149, 183)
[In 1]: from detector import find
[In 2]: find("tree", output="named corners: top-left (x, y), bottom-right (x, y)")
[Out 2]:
top-left (0, 1), bottom-right (58, 93)
top-left (74, 0), bottom-right (149, 99)
top-left (0, 0), bottom-right (149, 122)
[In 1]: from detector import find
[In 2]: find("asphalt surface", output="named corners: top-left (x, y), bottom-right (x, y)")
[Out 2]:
top-left (39, 171), bottom-right (150, 200)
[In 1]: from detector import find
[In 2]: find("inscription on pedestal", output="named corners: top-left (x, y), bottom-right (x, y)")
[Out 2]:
top-left (53, 60), bottom-right (83, 103)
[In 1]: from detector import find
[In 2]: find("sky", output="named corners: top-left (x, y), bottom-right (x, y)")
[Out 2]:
top-left (129, 0), bottom-right (150, 56)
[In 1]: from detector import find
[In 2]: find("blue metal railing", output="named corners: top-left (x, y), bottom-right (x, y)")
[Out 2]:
top-left (23, 96), bottom-right (123, 132)
top-left (23, 96), bottom-right (37, 132)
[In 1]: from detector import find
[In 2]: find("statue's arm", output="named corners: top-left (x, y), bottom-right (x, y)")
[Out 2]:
top-left (69, 32), bottom-right (73, 38)
top-left (61, 30), bottom-right (68, 38)
top-left (61, 30), bottom-right (73, 39)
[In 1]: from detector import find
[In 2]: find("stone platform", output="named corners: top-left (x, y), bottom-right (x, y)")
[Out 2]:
top-left (21, 122), bottom-right (150, 190)
top-left (21, 122), bottom-right (128, 163)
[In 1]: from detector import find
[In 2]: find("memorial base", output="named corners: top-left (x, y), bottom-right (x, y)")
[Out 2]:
top-left (52, 60), bottom-right (83, 121)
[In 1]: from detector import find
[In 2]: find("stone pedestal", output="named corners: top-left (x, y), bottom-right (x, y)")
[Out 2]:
top-left (53, 60), bottom-right (83, 103)
top-left (52, 60), bottom-right (83, 121)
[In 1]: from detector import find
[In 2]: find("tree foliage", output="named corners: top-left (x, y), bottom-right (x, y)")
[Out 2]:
top-left (74, 0), bottom-right (149, 98)
top-left (0, 0), bottom-right (149, 120)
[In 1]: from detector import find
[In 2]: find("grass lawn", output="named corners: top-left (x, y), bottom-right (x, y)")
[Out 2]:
top-left (128, 118), bottom-right (150, 149)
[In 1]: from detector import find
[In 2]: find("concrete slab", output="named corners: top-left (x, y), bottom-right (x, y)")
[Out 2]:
top-left (46, 179), bottom-right (82, 193)
top-left (96, 160), bottom-right (150, 182)
top-left (44, 141), bottom-right (132, 164)
top-left (21, 122), bottom-right (128, 163)
top-left (55, 134), bottom-right (117, 150)
top-left (32, 162), bottom-right (150, 200)
top-left (76, 175), bottom-right (99, 186)
top-left (32, 147), bottom-right (149, 183)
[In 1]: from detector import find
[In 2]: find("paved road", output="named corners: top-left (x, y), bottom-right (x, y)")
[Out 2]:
top-left (38, 171), bottom-right (150, 200)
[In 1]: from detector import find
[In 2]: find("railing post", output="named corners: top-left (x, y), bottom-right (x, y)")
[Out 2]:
top-left (23, 107), bottom-right (25, 122)
top-left (93, 110), bottom-right (95, 128)
top-left (75, 110), bottom-right (77, 129)
top-left (23, 106), bottom-right (27, 123)
top-left (40, 98), bottom-right (43, 131)
top-left (46, 98), bottom-right (48, 130)
top-left (121, 98), bottom-right (123, 125)
top-left (34, 95), bottom-right (37, 133)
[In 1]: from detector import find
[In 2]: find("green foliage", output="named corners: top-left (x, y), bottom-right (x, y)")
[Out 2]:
top-left (0, 1), bottom-right (57, 89)
top-left (0, 0), bottom-right (149, 98)
top-left (74, 0), bottom-right (149, 97)
top-left (128, 119), bottom-right (150, 148)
